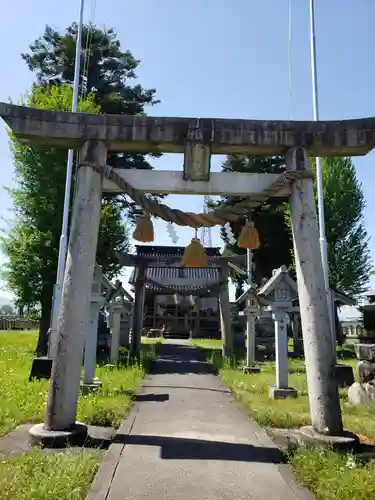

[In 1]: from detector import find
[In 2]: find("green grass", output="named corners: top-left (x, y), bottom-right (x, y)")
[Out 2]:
top-left (140, 336), bottom-right (163, 344)
top-left (0, 331), bottom-right (156, 436)
top-left (0, 331), bottom-right (156, 500)
top-left (291, 448), bottom-right (375, 500)
top-left (0, 448), bottom-right (100, 500)
top-left (191, 338), bottom-right (375, 500)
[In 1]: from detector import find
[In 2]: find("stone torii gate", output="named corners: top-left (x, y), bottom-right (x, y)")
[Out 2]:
top-left (1, 102), bottom-right (372, 446)
top-left (116, 250), bottom-right (247, 362)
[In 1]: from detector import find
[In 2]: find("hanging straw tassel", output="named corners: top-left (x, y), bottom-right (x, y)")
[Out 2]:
top-left (181, 237), bottom-right (208, 267)
top-left (238, 220), bottom-right (260, 250)
top-left (133, 212), bottom-right (154, 242)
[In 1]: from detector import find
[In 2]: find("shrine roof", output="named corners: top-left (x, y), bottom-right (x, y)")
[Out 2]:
top-left (129, 253), bottom-right (220, 293)
top-left (292, 287), bottom-right (356, 307)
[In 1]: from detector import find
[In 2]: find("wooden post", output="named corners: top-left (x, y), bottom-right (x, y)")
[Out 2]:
top-left (219, 263), bottom-right (233, 358)
top-left (44, 140), bottom-right (107, 431)
top-left (286, 147), bottom-right (343, 435)
top-left (131, 265), bottom-right (146, 364)
top-left (153, 294), bottom-right (156, 330)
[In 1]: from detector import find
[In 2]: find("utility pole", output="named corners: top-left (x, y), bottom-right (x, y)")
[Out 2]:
top-left (48, 0), bottom-right (85, 359)
top-left (308, 0), bottom-right (335, 350)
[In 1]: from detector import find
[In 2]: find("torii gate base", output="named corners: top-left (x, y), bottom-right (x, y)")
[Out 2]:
top-left (0, 104), bottom-right (365, 448)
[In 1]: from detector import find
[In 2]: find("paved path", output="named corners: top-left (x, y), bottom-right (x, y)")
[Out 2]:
top-left (87, 340), bottom-right (313, 500)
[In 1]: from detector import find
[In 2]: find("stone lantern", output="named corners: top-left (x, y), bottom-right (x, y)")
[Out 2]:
top-left (258, 266), bottom-right (298, 399)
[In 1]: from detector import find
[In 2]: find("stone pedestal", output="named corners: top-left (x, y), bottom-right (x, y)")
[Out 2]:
top-left (348, 343), bottom-right (375, 405)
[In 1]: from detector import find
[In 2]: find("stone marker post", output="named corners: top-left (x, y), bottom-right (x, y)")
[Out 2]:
top-left (269, 307), bottom-right (297, 399)
top-left (110, 299), bottom-right (124, 364)
top-left (242, 289), bottom-right (261, 374)
top-left (274, 310), bottom-right (288, 389)
top-left (82, 265), bottom-right (104, 391)
top-left (286, 147), bottom-right (343, 435)
top-left (29, 140), bottom-right (107, 445)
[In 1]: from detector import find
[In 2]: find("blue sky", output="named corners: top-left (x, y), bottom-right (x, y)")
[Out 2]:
top-left (0, 0), bottom-right (374, 316)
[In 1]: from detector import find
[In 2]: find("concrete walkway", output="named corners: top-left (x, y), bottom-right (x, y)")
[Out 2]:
top-left (87, 340), bottom-right (313, 500)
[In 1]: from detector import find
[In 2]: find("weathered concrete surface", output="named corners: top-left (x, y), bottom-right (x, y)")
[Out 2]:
top-left (1, 102), bottom-right (375, 156)
top-left (86, 340), bottom-right (313, 500)
top-left (287, 147), bottom-right (343, 435)
top-left (0, 424), bottom-right (115, 458)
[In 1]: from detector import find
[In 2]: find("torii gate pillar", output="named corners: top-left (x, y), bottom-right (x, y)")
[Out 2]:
top-left (29, 140), bottom-right (107, 446)
top-left (287, 147), bottom-right (344, 436)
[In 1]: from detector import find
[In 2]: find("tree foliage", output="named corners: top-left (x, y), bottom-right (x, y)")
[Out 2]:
top-left (1, 23), bottom-right (162, 355)
top-left (221, 154), bottom-right (371, 298)
top-left (219, 155), bottom-right (293, 290)
top-left (21, 23), bottom-right (162, 219)
top-left (1, 84), bottom-right (130, 354)
top-left (315, 157), bottom-right (371, 297)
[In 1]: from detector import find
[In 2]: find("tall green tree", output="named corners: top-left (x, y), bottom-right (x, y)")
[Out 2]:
top-left (221, 154), bottom-right (371, 298)
top-left (1, 23), bottom-right (162, 355)
top-left (21, 23), bottom-right (162, 218)
top-left (1, 84), bottom-right (130, 355)
top-left (219, 155), bottom-right (293, 289)
top-left (315, 156), bottom-right (371, 297)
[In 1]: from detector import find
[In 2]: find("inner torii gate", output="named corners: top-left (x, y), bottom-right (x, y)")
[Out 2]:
top-left (116, 250), bottom-right (247, 362)
top-left (1, 102), bottom-right (373, 445)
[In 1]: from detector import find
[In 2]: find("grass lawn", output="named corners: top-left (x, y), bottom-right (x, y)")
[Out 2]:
top-left (0, 331), bottom-right (156, 436)
top-left (0, 330), bottom-right (156, 500)
top-left (0, 449), bottom-right (99, 500)
top-left (191, 338), bottom-right (375, 500)
top-left (141, 336), bottom-right (163, 344)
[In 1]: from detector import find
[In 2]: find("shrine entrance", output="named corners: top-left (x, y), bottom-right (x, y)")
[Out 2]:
top-left (1, 101), bottom-right (372, 443)
top-left (117, 244), bottom-right (245, 351)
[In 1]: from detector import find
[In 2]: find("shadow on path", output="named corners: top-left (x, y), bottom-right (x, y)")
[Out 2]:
top-left (115, 434), bottom-right (283, 463)
top-left (150, 342), bottom-right (218, 376)
top-left (142, 385), bottom-right (230, 394)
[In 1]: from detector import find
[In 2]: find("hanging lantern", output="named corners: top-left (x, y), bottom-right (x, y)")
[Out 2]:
top-left (238, 220), bottom-right (260, 250)
top-left (133, 212), bottom-right (154, 243)
top-left (181, 237), bottom-right (208, 267)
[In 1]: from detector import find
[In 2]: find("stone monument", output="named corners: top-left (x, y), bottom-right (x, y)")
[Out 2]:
top-left (348, 344), bottom-right (375, 405)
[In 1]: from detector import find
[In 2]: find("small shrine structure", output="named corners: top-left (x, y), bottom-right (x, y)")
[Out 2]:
top-left (128, 245), bottom-right (222, 339)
